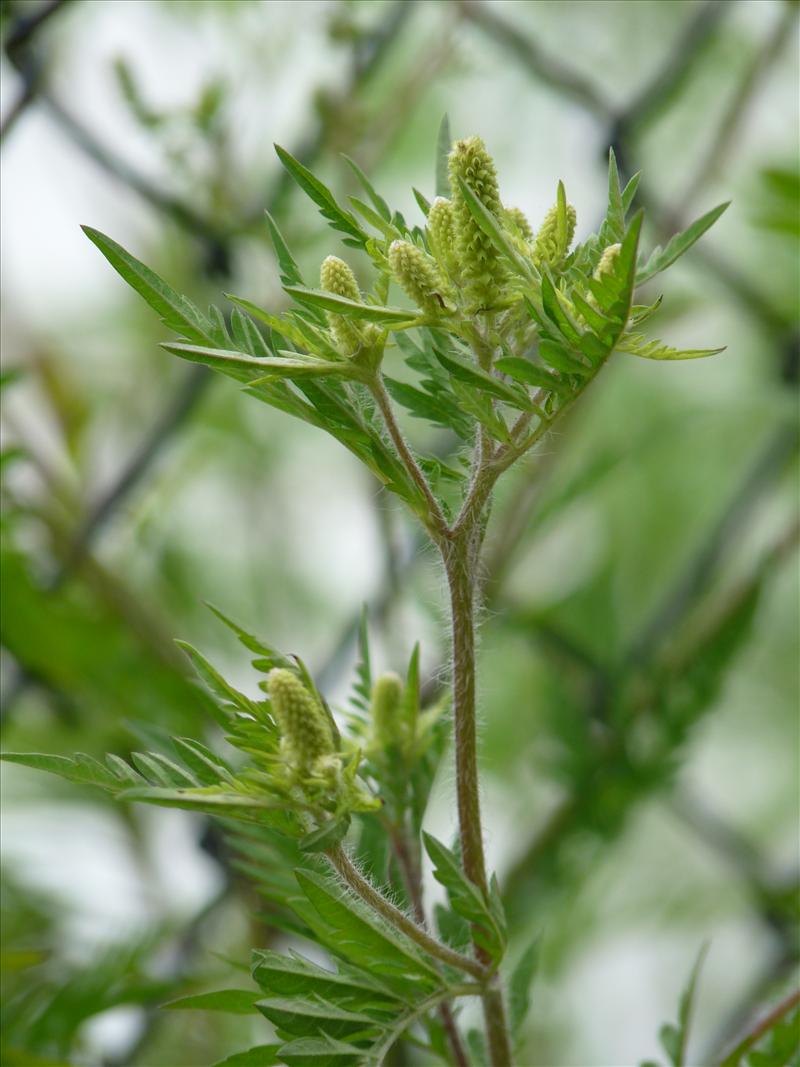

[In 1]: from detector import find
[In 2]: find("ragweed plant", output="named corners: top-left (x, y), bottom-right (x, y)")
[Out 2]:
top-left (3, 124), bottom-right (729, 1066)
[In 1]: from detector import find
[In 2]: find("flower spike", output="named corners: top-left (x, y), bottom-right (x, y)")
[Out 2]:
top-left (448, 135), bottom-right (508, 310)
top-left (268, 668), bottom-right (334, 772)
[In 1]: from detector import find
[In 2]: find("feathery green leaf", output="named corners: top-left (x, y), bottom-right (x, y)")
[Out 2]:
top-left (636, 202), bottom-right (729, 285)
top-left (82, 227), bottom-right (213, 343)
top-left (275, 145), bottom-right (367, 246)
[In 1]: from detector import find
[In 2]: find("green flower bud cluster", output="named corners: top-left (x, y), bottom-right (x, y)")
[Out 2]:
top-left (448, 135), bottom-right (508, 310)
top-left (594, 242), bottom-right (621, 279)
top-left (268, 668), bottom-right (333, 773)
top-left (532, 199), bottom-right (577, 270)
top-left (320, 255), bottom-right (380, 356)
top-left (505, 205), bottom-right (533, 242)
top-left (366, 665), bottom-right (445, 781)
top-left (268, 667), bottom-right (378, 815)
top-left (388, 240), bottom-right (448, 315)
top-left (320, 254), bottom-right (359, 303)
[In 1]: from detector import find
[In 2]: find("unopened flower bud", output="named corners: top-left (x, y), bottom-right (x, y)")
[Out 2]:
top-left (267, 668), bottom-right (334, 771)
top-left (427, 197), bottom-right (458, 273)
top-left (388, 240), bottom-right (446, 315)
top-left (320, 255), bottom-right (359, 301)
top-left (579, 243), bottom-right (623, 321)
top-left (593, 243), bottom-right (621, 280)
top-left (370, 671), bottom-right (403, 746)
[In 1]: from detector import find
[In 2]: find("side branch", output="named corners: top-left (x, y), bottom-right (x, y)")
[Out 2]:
top-left (326, 845), bottom-right (487, 981)
top-left (370, 376), bottom-right (450, 539)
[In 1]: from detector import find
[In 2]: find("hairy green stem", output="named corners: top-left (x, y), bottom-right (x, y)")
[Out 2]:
top-left (443, 321), bottom-right (514, 1064)
top-left (443, 532), bottom-right (487, 893)
top-left (443, 528), bottom-right (513, 1067)
top-left (326, 845), bottom-right (487, 981)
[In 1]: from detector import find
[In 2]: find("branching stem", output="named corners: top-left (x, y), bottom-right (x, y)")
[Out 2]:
top-left (360, 270), bottom-right (630, 1067)
top-left (367, 316), bottom-right (614, 1063)
top-left (436, 322), bottom-right (516, 1064)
